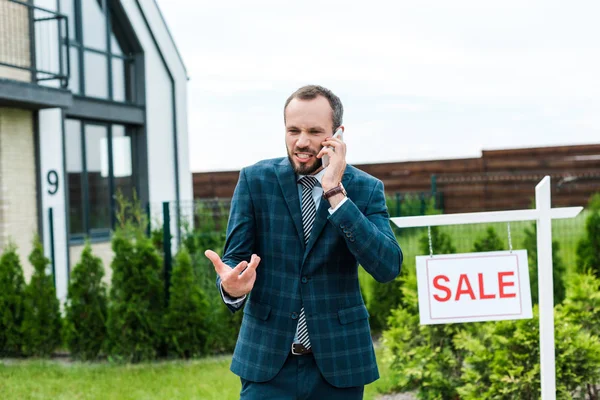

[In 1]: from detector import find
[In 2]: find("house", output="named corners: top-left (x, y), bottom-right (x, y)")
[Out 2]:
top-left (0, 0), bottom-right (191, 303)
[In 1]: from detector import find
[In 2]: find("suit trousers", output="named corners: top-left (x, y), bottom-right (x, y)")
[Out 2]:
top-left (239, 352), bottom-right (365, 400)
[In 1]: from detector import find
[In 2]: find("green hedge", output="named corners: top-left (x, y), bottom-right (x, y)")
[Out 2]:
top-left (576, 195), bottom-right (600, 278)
top-left (381, 217), bottom-right (600, 398)
top-left (0, 243), bottom-right (26, 356)
top-left (182, 201), bottom-right (242, 354)
top-left (165, 247), bottom-right (210, 358)
top-left (21, 236), bottom-right (62, 357)
top-left (105, 194), bottom-right (165, 362)
top-left (63, 242), bottom-right (108, 361)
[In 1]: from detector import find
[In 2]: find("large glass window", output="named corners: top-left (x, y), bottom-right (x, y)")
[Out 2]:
top-left (65, 118), bottom-right (136, 240)
top-left (84, 124), bottom-right (111, 233)
top-left (111, 124), bottom-right (134, 199)
top-left (84, 52), bottom-right (109, 98)
top-left (82, 0), bottom-right (107, 51)
top-left (60, 0), bottom-right (136, 102)
top-left (65, 119), bottom-right (84, 235)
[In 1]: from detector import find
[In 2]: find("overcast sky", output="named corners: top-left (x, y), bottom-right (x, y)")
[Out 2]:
top-left (157, 0), bottom-right (600, 172)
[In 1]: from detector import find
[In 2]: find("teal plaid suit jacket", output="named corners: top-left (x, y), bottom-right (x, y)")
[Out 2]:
top-left (217, 157), bottom-right (403, 388)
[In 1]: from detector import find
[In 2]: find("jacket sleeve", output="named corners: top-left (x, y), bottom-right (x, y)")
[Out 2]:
top-left (327, 179), bottom-right (403, 283)
top-left (215, 168), bottom-right (255, 312)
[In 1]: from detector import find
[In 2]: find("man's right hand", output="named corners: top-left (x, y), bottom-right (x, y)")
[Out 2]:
top-left (204, 250), bottom-right (261, 298)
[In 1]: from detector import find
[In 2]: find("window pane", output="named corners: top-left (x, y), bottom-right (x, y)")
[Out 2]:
top-left (111, 32), bottom-right (123, 56)
top-left (68, 46), bottom-right (79, 94)
top-left (112, 57), bottom-right (125, 102)
top-left (112, 125), bottom-right (134, 200)
top-left (82, 0), bottom-right (106, 50)
top-left (85, 124), bottom-right (111, 232)
top-left (65, 119), bottom-right (84, 235)
top-left (84, 51), bottom-right (108, 98)
top-left (128, 60), bottom-right (136, 102)
top-left (59, 0), bottom-right (76, 42)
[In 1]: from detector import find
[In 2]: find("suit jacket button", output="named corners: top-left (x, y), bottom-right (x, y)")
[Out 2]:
top-left (301, 276), bottom-right (308, 284)
top-left (291, 312), bottom-right (298, 319)
top-left (346, 233), bottom-right (352, 238)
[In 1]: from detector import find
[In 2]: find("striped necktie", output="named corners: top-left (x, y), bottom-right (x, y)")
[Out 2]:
top-left (296, 175), bottom-right (319, 349)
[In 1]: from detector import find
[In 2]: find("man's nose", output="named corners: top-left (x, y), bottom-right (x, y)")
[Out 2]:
top-left (296, 132), bottom-right (311, 148)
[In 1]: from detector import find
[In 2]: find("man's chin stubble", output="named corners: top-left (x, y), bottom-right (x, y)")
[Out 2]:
top-left (288, 154), bottom-right (322, 175)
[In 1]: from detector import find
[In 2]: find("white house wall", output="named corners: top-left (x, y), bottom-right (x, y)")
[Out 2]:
top-left (38, 108), bottom-right (69, 305)
top-left (120, 0), bottom-right (191, 239)
top-left (134, 0), bottom-right (193, 207)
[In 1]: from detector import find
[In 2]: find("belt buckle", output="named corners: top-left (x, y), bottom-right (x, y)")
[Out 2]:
top-left (291, 343), bottom-right (305, 355)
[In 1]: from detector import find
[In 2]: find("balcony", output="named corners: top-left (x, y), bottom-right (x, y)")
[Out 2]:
top-left (0, 0), bottom-right (72, 109)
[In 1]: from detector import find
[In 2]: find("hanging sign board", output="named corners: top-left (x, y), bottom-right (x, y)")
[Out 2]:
top-left (416, 250), bottom-right (532, 325)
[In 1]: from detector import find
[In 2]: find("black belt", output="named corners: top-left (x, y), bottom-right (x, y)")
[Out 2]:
top-left (291, 343), bottom-right (312, 355)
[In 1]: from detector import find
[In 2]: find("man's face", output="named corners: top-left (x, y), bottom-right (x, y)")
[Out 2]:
top-left (285, 96), bottom-right (333, 175)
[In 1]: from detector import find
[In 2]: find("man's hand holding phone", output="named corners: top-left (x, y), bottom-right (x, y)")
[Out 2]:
top-left (205, 250), bottom-right (261, 298)
top-left (318, 128), bottom-right (347, 197)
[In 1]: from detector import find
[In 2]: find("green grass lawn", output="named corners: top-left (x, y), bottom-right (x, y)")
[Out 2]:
top-left (0, 349), bottom-right (395, 400)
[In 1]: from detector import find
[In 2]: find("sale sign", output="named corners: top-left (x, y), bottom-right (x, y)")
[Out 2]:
top-left (416, 250), bottom-right (533, 325)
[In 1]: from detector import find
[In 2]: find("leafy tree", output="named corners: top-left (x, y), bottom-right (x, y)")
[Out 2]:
top-left (383, 264), bottom-right (466, 399)
top-left (0, 243), bottom-right (26, 356)
top-left (21, 236), bottom-right (62, 357)
top-left (63, 242), bottom-right (108, 360)
top-left (419, 226), bottom-right (457, 256)
top-left (472, 227), bottom-right (504, 252)
top-left (456, 303), bottom-right (600, 399)
top-left (165, 248), bottom-right (210, 358)
top-left (182, 200), bottom-right (243, 354)
top-left (523, 223), bottom-right (566, 305)
top-left (106, 193), bottom-right (164, 362)
top-left (576, 204), bottom-right (600, 278)
top-left (368, 275), bottom-right (403, 332)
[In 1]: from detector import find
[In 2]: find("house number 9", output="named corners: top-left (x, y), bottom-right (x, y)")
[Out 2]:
top-left (47, 170), bottom-right (59, 195)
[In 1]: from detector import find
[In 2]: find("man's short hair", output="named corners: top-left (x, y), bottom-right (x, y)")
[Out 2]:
top-left (284, 85), bottom-right (343, 131)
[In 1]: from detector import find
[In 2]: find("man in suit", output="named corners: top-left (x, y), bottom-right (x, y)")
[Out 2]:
top-left (205, 85), bottom-right (403, 399)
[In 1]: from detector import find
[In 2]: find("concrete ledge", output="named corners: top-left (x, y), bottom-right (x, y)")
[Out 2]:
top-left (0, 79), bottom-right (73, 109)
top-left (66, 96), bottom-right (145, 125)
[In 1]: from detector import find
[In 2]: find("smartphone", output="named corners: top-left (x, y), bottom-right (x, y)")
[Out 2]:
top-left (322, 128), bottom-right (343, 168)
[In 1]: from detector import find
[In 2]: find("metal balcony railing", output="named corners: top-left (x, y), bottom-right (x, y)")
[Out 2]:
top-left (0, 0), bottom-right (69, 87)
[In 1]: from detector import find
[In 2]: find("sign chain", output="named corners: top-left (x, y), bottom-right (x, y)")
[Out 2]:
top-left (428, 226), bottom-right (433, 257)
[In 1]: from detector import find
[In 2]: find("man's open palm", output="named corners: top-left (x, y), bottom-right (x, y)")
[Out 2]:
top-left (205, 250), bottom-right (260, 298)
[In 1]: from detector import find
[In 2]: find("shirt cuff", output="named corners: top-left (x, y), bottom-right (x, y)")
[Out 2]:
top-left (220, 282), bottom-right (246, 307)
top-left (328, 196), bottom-right (349, 215)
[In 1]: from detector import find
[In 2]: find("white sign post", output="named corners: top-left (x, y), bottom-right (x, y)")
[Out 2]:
top-left (390, 177), bottom-right (582, 400)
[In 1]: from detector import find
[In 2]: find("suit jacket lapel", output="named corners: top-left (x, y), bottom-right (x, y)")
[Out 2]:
top-left (275, 158), bottom-right (304, 246)
top-left (303, 169), bottom-right (354, 259)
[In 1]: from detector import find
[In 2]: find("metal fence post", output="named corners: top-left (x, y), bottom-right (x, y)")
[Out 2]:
top-left (146, 203), bottom-right (151, 238)
top-left (48, 207), bottom-right (56, 289)
top-left (395, 192), bottom-right (401, 217)
top-left (431, 174), bottom-right (437, 209)
top-left (162, 202), bottom-right (172, 307)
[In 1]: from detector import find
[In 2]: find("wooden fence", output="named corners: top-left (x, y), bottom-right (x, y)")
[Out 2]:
top-left (193, 144), bottom-right (600, 213)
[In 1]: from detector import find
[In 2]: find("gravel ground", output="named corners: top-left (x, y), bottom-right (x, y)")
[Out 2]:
top-left (377, 392), bottom-right (417, 400)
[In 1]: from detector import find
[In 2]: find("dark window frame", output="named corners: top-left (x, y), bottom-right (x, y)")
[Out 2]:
top-left (63, 0), bottom-right (139, 104)
top-left (66, 117), bottom-right (138, 244)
